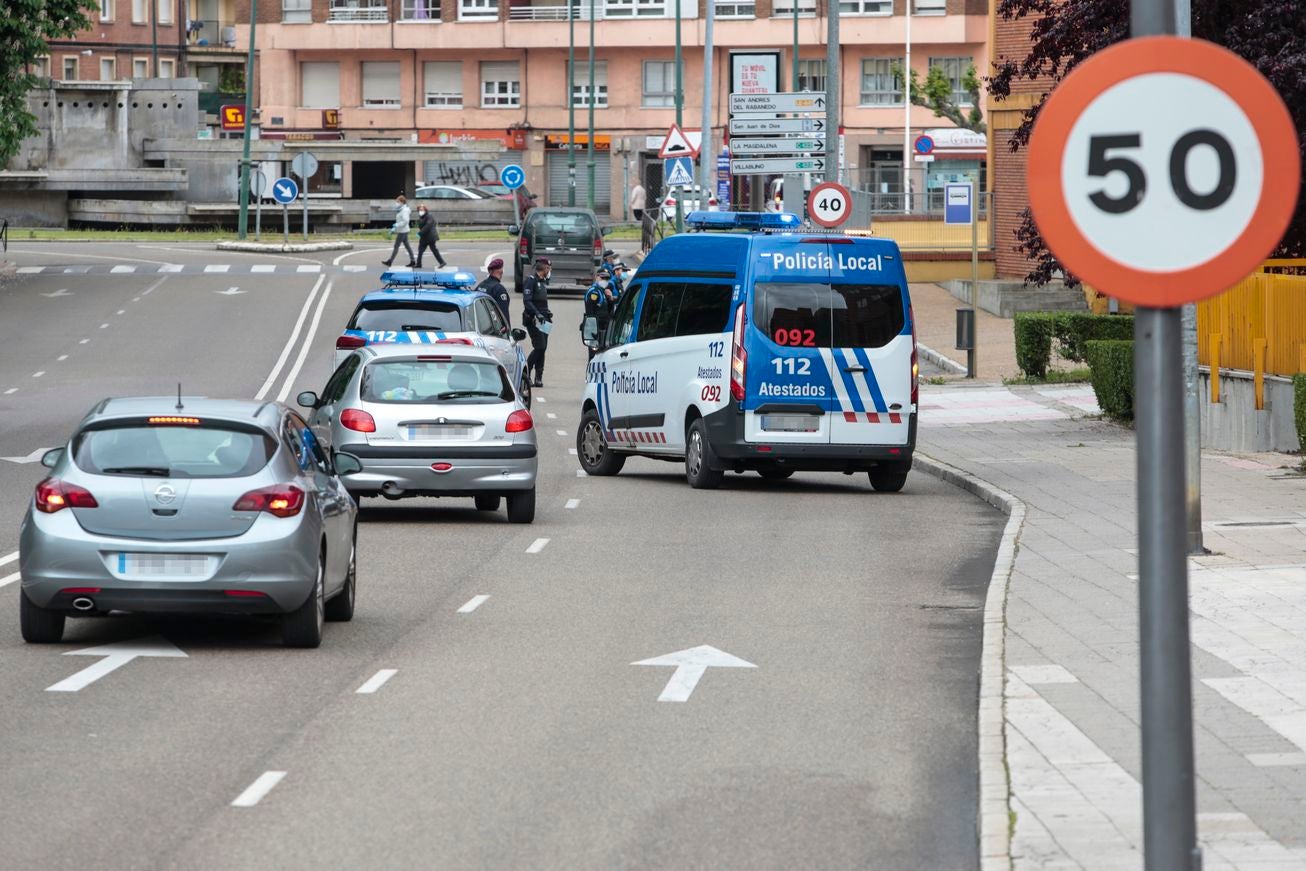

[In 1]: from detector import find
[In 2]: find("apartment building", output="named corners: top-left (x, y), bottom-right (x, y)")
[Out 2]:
top-left (42, 0), bottom-right (186, 82)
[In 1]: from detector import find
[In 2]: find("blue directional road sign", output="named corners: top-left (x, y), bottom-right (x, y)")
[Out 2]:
top-left (944, 182), bottom-right (974, 225)
top-left (500, 164), bottom-right (526, 191)
top-left (271, 176), bottom-right (299, 205)
top-left (664, 156), bottom-right (695, 187)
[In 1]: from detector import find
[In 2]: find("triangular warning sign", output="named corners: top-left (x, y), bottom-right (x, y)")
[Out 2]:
top-left (658, 123), bottom-right (699, 159)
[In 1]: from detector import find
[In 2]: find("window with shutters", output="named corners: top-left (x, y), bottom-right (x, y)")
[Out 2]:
top-left (480, 61), bottom-right (519, 108)
top-left (714, 0), bottom-right (754, 18)
top-left (571, 61), bottom-right (608, 109)
top-left (133, 58), bottom-right (149, 78)
top-left (796, 60), bottom-right (825, 94)
top-left (424, 62), bottom-right (462, 108)
top-left (859, 57), bottom-right (903, 106)
top-left (282, 0), bottom-right (311, 22)
top-left (99, 0), bottom-right (114, 21)
top-left (99, 57), bottom-right (116, 80)
top-left (362, 62), bottom-right (401, 108)
top-left (642, 60), bottom-right (675, 108)
top-left (840, 0), bottom-right (891, 13)
top-left (928, 56), bottom-right (973, 106)
top-left (771, 0), bottom-right (814, 16)
top-left (62, 57), bottom-right (79, 79)
top-left (31, 57), bottom-right (50, 78)
top-left (459, 0), bottom-right (498, 20)
top-left (301, 62), bottom-right (341, 109)
top-left (157, 0), bottom-right (173, 24)
top-left (159, 59), bottom-right (175, 78)
top-left (913, 0), bottom-right (945, 13)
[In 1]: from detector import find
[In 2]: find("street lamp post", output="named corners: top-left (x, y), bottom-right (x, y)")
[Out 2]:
top-left (568, 0), bottom-right (577, 206)
top-left (236, 0), bottom-right (258, 239)
top-left (586, 0), bottom-right (595, 212)
top-left (673, 0), bottom-right (683, 232)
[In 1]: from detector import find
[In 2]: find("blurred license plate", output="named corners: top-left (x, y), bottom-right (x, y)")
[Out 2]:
top-left (761, 415), bottom-right (819, 433)
top-left (117, 553), bottom-right (211, 578)
top-left (406, 425), bottom-right (472, 440)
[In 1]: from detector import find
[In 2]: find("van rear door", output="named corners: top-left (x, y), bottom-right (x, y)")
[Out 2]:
top-left (824, 280), bottom-right (913, 446)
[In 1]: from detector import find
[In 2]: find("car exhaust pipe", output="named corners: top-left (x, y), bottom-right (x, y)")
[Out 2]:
top-left (71, 597), bottom-right (95, 611)
top-left (380, 481), bottom-right (405, 499)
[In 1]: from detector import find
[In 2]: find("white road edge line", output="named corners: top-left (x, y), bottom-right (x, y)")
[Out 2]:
top-left (526, 538), bottom-right (550, 554)
top-left (231, 771), bottom-right (287, 807)
top-left (254, 275), bottom-right (324, 401)
top-left (0, 552), bottom-right (19, 567)
top-left (565, 499), bottom-right (579, 509)
top-left (276, 280), bottom-right (334, 403)
top-left (457, 595), bottom-right (490, 614)
top-left (355, 669), bottom-right (398, 694)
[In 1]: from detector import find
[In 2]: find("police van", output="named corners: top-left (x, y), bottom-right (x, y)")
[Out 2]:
top-left (577, 210), bottom-right (917, 491)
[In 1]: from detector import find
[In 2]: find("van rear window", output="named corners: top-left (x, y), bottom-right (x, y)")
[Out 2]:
top-left (754, 283), bottom-right (905, 349)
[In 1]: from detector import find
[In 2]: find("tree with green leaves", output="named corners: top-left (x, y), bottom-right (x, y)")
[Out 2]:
top-left (894, 62), bottom-right (986, 134)
top-left (0, 0), bottom-right (99, 165)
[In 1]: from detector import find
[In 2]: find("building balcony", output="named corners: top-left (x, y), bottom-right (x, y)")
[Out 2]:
top-left (329, 0), bottom-right (390, 22)
top-left (507, 0), bottom-right (603, 21)
top-left (187, 18), bottom-right (240, 50)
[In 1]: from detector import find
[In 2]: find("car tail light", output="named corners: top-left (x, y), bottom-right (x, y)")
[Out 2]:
top-left (341, 409), bottom-right (377, 433)
top-left (336, 334), bottom-right (366, 350)
top-left (664, 196), bottom-right (676, 207)
top-left (593, 237), bottom-right (603, 257)
top-left (148, 416), bottom-right (200, 425)
top-left (909, 303), bottom-right (919, 406)
top-left (223, 589), bottom-right (268, 598)
top-left (35, 478), bottom-right (98, 513)
top-left (518, 235), bottom-right (529, 257)
top-left (505, 409), bottom-right (533, 433)
top-left (232, 485), bottom-right (305, 518)
top-left (431, 462), bottom-right (453, 473)
top-left (729, 303), bottom-right (747, 403)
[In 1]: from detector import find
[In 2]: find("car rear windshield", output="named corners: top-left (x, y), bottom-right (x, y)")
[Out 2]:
top-left (361, 359), bottom-right (513, 403)
top-left (73, 421), bottom-right (275, 478)
top-left (348, 302), bottom-right (464, 333)
top-left (529, 214), bottom-right (597, 243)
top-left (753, 283), bottom-right (906, 349)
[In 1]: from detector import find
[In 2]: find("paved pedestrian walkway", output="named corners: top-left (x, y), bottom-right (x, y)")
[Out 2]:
top-left (911, 282), bottom-right (1020, 381)
top-left (917, 382), bottom-right (1306, 870)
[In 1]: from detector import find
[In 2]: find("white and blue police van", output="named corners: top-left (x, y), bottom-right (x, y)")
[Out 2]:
top-left (577, 210), bottom-right (918, 491)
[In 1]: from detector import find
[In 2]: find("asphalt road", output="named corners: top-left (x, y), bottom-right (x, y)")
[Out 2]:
top-left (0, 241), bottom-right (1000, 870)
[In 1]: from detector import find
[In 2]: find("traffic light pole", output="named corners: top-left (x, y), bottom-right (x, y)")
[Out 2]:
top-left (236, 0), bottom-right (258, 239)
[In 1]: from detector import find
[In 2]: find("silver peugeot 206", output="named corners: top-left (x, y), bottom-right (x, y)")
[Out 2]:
top-left (18, 397), bottom-right (360, 648)
top-left (299, 344), bottom-right (538, 523)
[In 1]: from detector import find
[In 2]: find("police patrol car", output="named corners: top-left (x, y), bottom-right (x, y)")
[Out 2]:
top-left (335, 270), bottom-right (533, 406)
top-left (577, 211), bottom-right (918, 491)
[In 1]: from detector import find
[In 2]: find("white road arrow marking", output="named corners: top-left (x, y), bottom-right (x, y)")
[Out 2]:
top-left (40, 288), bottom-right (72, 298)
top-left (46, 636), bottom-right (187, 692)
top-left (216, 286), bottom-right (245, 295)
top-left (632, 645), bottom-right (756, 702)
top-left (1, 447), bottom-right (53, 464)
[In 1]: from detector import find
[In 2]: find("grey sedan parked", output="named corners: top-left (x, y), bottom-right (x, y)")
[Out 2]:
top-left (299, 344), bottom-right (538, 522)
top-left (18, 398), bottom-right (360, 648)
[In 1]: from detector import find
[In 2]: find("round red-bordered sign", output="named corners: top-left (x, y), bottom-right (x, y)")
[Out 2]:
top-left (808, 181), bottom-right (852, 228)
top-left (1027, 36), bottom-right (1299, 307)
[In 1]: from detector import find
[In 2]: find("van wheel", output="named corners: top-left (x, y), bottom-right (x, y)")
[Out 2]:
top-left (475, 494), bottom-right (501, 512)
top-left (578, 409), bottom-right (625, 476)
top-left (758, 468), bottom-right (794, 481)
top-left (506, 488), bottom-right (536, 524)
top-left (20, 589), bottom-right (65, 644)
top-left (869, 461), bottom-right (911, 493)
top-left (685, 419), bottom-right (724, 490)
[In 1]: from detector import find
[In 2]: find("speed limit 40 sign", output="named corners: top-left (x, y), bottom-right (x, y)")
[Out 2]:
top-left (808, 181), bottom-right (852, 229)
top-left (1027, 36), bottom-right (1299, 306)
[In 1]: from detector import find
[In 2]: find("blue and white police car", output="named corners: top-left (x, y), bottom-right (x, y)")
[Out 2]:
top-left (335, 270), bottom-right (533, 406)
top-left (577, 211), bottom-right (918, 491)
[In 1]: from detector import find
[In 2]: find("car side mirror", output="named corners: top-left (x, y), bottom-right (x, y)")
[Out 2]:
top-left (599, 225), bottom-right (611, 235)
top-left (40, 447), bottom-right (64, 469)
top-left (511, 328), bottom-right (527, 342)
top-left (507, 225), bottom-right (520, 236)
top-left (333, 452), bottom-right (363, 476)
top-left (296, 390), bottom-right (320, 409)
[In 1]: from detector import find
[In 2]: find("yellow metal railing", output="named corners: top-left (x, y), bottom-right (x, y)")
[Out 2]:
top-left (1198, 271), bottom-right (1306, 407)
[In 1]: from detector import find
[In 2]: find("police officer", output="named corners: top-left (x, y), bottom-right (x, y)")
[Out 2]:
top-left (601, 249), bottom-right (625, 295)
top-left (582, 267), bottom-right (617, 360)
top-left (478, 257), bottom-right (511, 324)
top-left (521, 257), bottom-right (553, 387)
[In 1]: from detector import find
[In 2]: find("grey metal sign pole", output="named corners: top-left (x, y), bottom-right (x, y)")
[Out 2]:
top-left (283, 202), bottom-right (289, 244)
top-left (1132, 0), bottom-right (1200, 867)
top-left (251, 171), bottom-right (264, 241)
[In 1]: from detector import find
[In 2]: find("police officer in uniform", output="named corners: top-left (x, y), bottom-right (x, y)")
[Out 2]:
top-left (601, 249), bottom-right (625, 296)
top-left (478, 258), bottom-right (511, 325)
top-left (582, 267), bottom-right (617, 360)
top-left (521, 257), bottom-right (553, 387)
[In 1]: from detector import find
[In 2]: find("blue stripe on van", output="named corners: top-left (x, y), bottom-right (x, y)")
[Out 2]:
top-left (852, 347), bottom-right (888, 413)
top-left (833, 349), bottom-right (866, 414)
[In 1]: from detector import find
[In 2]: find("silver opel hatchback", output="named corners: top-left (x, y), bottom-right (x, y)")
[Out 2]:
top-left (299, 344), bottom-right (538, 523)
top-left (18, 397), bottom-right (360, 648)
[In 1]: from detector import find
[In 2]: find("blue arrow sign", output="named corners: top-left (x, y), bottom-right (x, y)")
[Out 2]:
top-left (500, 164), bottom-right (526, 191)
top-left (271, 177), bottom-right (299, 204)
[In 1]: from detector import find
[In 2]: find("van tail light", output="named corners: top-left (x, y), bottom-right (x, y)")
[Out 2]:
top-left (593, 237), bottom-right (603, 258)
top-left (233, 485), bottom-right (305, 518)
top-left (505, 409), bottom-right (534, 433)
top-left (336, 334), bottom-right (367, 350)
top-left (35, 478), bottom-right (98, 513)
top-left (729, 303), bottom-right (747, 403)
top-left (341, 409), bottom-right (377, 433)
top-left (909, 303), bottom-right (919, 406)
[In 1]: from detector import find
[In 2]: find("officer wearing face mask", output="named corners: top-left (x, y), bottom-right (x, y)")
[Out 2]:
top-left (582, 267), bottom-right (617, 360)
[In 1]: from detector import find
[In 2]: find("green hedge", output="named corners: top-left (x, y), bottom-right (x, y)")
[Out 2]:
top-left (1085, 340), bottom-right (1135, 421)
top-left (1014, 312), bottom-right (1135, 378)
top-left (1294, 373), bottom-right (1306, 452)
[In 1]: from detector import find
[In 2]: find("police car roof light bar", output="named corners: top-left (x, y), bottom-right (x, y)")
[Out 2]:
top-left (381, 270), bottom-right (479, 288)
top-left (684, 210), bottom-right (802, 232)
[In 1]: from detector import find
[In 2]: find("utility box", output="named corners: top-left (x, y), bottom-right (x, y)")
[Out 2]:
top-left (956, 308), bottom-right (975, 351)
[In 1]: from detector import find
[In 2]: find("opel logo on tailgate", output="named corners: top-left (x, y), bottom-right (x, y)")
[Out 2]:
top-left (154, 484), bottom-right (177, 505)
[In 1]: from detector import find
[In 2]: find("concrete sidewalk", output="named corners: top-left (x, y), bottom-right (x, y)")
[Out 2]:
top-left (916, 382), bottom-right (1306, 870)
top-left (911, 282), bottom-right (1020, 382)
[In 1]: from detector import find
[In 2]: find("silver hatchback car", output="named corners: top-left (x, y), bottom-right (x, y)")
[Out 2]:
top-left (299, 344), bottom-right (538, 523)
top-left (18, 398), bottom-right (360, 648)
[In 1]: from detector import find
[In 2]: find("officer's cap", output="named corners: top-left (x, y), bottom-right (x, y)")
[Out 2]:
top-left (596, 268), bottom-right (611, 278)
top-left (534, 257), bottom-right (551, 267)
top-left (603, 249), bottom-right (616, 258)
top-left (487, 258), bottom-right (504, 270)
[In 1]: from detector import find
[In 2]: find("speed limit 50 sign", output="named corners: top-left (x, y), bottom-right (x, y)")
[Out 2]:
top-left (1028, 36), bottom-right (1299, 306)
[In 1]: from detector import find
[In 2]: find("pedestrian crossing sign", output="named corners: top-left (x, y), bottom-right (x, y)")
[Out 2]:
top-left (664, 156), bottom-right (695, 188)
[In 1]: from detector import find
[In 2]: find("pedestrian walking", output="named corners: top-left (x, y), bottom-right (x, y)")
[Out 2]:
top-left (582, 267), bottom-right (617, 360)
top-left (478, 257), bottom-right (511, 325)
top-left (522, 257), bottom-right (553, 387)
top-left (629, 181), bottom-right (646, 222)
top-left (381, 194), bottom-right (414, 267)
top-left (414, 204), bottom-right (447, 269)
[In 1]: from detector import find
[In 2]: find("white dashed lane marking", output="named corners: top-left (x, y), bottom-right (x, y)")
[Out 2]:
top-left (231, 771), bottom-right (286, 807)
top-left (555, 430), bottom-right (567, 437)
top-left (565, 499), bottom-right (580, 509)
top-left (457, 595), bottom-right (490, 614)
top-left (99, 323), bottom-right (109, 329)
top-left (57, 355), bottom-right (68, 362)
top-left (526, 538), bottom-right (550, 554)
top-left (32, 372), bottom-right (44, 378)
top-left (0, 572), bottom-right (19, 588)
top-left (546, 413), bottom-right (558, 420)
top-left (79, 339), bottom-right (89, 344)
top-left (4, 388), bottom-right (17, 395)
top-left (355, 669), bottom-right (398, 694)
top-left (568, 448), bottom-right (578, 456)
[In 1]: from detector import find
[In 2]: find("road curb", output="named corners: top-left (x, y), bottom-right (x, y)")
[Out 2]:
top-left (918, 341), bottom-right (969, 375)
top-left (915, 453), bottom-right (1025, 871)
top-left (216, 241), bottom-right (353, 254)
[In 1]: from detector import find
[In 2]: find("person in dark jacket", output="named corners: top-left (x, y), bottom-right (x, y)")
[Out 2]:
top-left (582, 267), bottom-right (617, 360)
top-left (414, 204), bottom-right (447, 269)
top-left (521, 257), bottom-right (553, 387)
top-left (478, 258), bottom-right (511, 324)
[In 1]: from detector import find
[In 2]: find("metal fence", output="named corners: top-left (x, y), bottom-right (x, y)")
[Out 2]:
top-left (848, 191), bottom-right (994, 252)
top-left (1198, 271), bottom-right (1306, 379)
